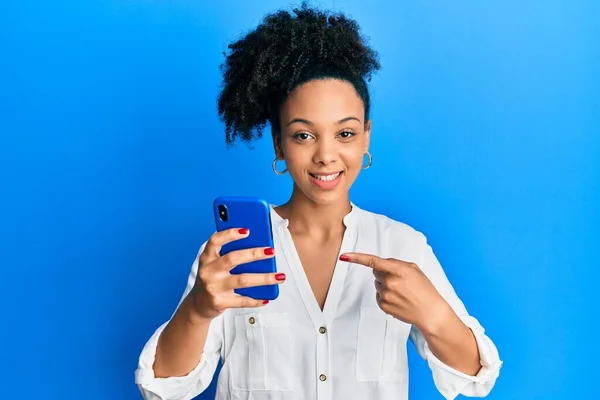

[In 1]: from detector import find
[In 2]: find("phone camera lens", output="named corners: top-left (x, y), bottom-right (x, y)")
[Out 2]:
top-left (218, 205), bottom-right (228, 222)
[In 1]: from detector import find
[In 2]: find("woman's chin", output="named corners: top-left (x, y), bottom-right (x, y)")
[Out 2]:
top-left (302, 185), bottom-right (350, 206)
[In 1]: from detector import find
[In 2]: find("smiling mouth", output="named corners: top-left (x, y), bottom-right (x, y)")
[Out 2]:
top-left (308, 171), bottom-right (343, 182)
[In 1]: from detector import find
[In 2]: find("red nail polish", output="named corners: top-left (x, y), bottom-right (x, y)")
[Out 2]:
top-left (275, 273), bottom-right (286, 281)
top-left (339, 255), bottom-right (350, 261)
top-left (238, 228), bottom-right (249, 235)
top-left (262, 300), bottom-right (269, 304)
top-left (264, 247), bottom-right (275, 255)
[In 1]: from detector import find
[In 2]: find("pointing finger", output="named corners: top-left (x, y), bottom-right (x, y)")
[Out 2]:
top-left (339, 253), bottom-right (394, 273)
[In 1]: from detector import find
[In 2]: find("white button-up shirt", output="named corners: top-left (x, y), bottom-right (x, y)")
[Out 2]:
top-left (135, 204), bottom-right (502, 400)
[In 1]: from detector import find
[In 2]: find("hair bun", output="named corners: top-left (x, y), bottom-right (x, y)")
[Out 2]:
top-left (217, 3), bottom-right (380, 145)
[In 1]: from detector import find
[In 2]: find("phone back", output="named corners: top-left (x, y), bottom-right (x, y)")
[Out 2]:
top-left (212, 196), bottom-right (279, 300)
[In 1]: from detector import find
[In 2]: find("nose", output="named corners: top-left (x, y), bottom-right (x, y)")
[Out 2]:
top-left (312, 137), bottom-right (338, 166)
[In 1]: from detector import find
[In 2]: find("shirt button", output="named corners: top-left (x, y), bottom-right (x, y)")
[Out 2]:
top-left (319, 326), bottom-right (327, 334)
top-left (248, 317), bottom-right (256, 325)
top-left (319, 374), bottom-right (327, 382)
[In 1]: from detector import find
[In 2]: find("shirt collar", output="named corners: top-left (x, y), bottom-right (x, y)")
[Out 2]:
top-left (269, 202), bottom-right (360, 229)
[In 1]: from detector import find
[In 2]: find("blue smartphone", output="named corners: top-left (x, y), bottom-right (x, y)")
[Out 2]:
top-left (212, 196), bottom-right (279, 301)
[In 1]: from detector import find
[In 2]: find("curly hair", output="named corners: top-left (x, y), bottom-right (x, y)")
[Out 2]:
top-left (217, 2), bottom-right (381, 145)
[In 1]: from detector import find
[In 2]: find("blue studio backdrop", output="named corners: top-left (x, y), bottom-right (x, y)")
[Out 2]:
top-left (1, 1), bottom-right (598, 399)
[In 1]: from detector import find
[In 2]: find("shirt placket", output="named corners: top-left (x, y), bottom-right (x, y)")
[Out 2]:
top-left (277, 217), bottom-right (359, 400)
top-left (315, 317), bottom-right (331, 399)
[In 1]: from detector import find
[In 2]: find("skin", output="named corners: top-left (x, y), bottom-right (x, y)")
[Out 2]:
top-left (271, 78), bottom-right (371, 310)
top-left (153, 78), bottom-right (481, 379)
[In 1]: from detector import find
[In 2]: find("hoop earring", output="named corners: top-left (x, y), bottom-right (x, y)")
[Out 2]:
top-left (362, 152), bottom-right (372, 169)
top-left (272, 158), bottom-right (288, 175)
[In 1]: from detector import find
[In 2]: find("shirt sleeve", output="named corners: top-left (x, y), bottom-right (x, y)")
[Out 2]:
top-left (409, 232), bottom-right (503, 399)
top-left (134, 243), bottom-right (224, 400)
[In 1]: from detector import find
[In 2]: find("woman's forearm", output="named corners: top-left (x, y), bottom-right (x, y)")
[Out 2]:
top-left (153, 293), bottom-right (214, 378)
top-left (418, 302), bottom-right (481, 376)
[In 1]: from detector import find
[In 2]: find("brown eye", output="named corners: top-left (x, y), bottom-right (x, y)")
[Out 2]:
top-left (293, 132), bottom-right (312, 141)
top-left (339, 131), bottom-right (355, 139)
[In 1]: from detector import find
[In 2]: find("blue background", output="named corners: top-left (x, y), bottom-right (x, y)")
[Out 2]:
top-left (1, 0), bottom-right (598, 399)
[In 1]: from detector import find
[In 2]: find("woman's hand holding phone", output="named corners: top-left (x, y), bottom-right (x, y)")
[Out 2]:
top-left (188, 227), bottom-right (286, 321)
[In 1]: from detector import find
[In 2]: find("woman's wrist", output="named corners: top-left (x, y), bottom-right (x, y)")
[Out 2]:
top-left (180, 291), bottom-right (215, 326)
top-left (416, 299), bottom-right (456, 338)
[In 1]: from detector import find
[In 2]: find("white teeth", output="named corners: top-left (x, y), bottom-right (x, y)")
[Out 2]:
top-left (312, 172), bottom-right (341, 182)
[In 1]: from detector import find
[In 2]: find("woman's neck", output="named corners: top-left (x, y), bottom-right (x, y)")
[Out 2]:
top-left (275, 185), bottom-right (351, 238)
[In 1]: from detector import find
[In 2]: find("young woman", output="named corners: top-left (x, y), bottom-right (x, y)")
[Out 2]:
top-left (135, 4), bottom-right (502, 400)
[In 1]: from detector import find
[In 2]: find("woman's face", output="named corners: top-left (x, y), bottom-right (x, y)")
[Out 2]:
top-left (274, 78), bottom-right (371, 206)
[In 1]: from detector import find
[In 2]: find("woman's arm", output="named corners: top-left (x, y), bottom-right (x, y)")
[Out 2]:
top-left (410, 232), bottom-right (503, 398)
top-left (341, 229), bottom-right (502, 399)
top-left (135, 244), bottom-right (224, 400)
top-left (416, 300), bottom-right (482, 376)
top-left (153, 292), bottom-right (215, 378)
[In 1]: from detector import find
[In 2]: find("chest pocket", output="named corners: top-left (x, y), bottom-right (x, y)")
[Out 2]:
top-left (356, 306), bottom-right (411, 383)
top-left (227, 312), bottom-right (294, 392)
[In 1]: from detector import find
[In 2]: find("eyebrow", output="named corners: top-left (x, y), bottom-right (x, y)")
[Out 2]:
top-left (285, 116), bottom-right (362, 127)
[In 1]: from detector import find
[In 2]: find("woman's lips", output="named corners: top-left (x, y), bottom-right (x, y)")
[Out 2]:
top-left (308, 171), bottom-right (343, 190)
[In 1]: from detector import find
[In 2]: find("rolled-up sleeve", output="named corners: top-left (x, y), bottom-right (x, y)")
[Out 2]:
top-left (410, 232), bottom-right (503, 399)
top-left (134, 243), bottom-right (224, 400)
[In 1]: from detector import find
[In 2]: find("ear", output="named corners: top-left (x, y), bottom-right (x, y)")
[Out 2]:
top-left (271, 127), bottom-right (284, 159)
top-left (363, 120), bottom-right (372, 153)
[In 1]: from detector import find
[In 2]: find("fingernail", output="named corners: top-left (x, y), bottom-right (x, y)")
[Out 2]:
top-left (339, 255), bottom-right (350, 261)
top-left (262, 300), bottom-right (269, 304)
top-left (238, 228), bottom-right (249, 235)
top-left (275, 273), bottom-right (286, 281)
top-left (264, 247), bottom-right (275, 255)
